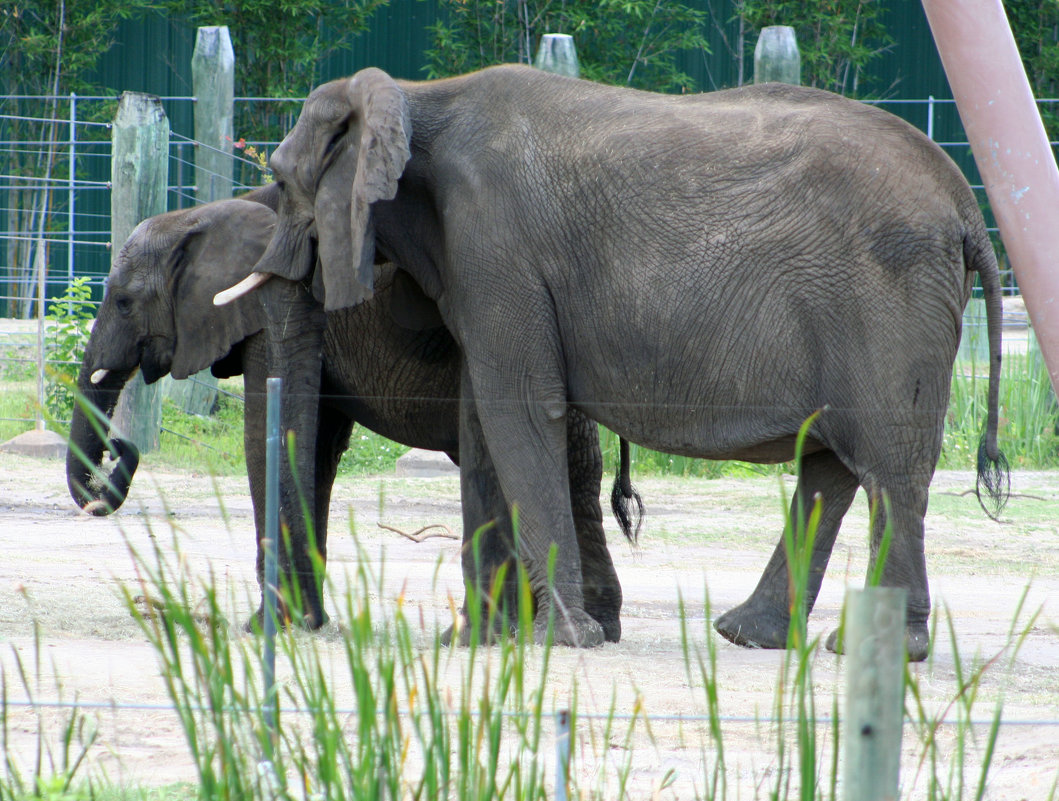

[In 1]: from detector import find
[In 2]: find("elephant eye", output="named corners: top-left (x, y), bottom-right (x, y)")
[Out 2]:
top-left (115, 295), bottom-right (133, 317)
top-left (324, 123), bottom-right (349, 158)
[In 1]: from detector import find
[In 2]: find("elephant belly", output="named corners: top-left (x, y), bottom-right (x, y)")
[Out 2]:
top-left (573, 393), bottom-right (819, 464)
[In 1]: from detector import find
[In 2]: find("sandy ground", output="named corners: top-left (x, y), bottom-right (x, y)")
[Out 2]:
top-left (0, 450), bottom-right (1056, 799)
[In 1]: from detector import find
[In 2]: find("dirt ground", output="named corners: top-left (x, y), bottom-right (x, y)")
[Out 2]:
top-left (0, 450), bottom-right (1056, 799)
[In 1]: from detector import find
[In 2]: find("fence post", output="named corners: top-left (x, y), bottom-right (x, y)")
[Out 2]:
top-left (555, 709), bottom-right (571, 801)
top-left (111, 92), bottom-right (169, 453)
top-left (169, 25), bottom-right (235, 416)
top-left (534, 34), bottom-right (580, 78)
top-left (754, 26), bottom-right (801, 86)
top-left (842, 587), bottom-right (907, 801)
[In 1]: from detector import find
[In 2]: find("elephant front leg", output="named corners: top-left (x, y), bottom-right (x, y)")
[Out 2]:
top-left (264, 282), bottom-right (328, 629)
top-left (715, 450), bottom-right (858, 650)
top-left (464, 361), bottom-right (604, 649)
top-left (442, 381), bottom-right (521, 646)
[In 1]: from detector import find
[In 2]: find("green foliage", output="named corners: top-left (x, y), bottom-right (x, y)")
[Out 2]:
top-left (338, 429), bottom-right (410, 475)
top-left (426, 0), bottom-right (711, 92)
top-left (1005, 0), bottom-right (1059, 138)
top-left (1, 0), bottom-right (156, 316)
top-left (0, 0), bottom-right (158, 94)
top-left (155, 388), bottom-right (248, 474)
top-left (44, 277), bottom-right (95, 422)
top-left (735, 0), bottom-right (894, 96)
top-left (942, 348), bottom-right (1059, 470)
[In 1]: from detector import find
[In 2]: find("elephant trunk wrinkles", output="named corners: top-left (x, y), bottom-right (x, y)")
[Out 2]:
top-left (66, 364), bottom-right (141, 515)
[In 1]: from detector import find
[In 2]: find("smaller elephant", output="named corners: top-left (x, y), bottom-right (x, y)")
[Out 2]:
top-left (67, 187), bottom-right (639, 642)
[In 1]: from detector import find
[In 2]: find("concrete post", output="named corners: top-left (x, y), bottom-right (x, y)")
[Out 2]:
top-left (534, 34), bottom-right (580, 79)
top-left (754, 26), bottom-right (801, 85)
top-left (922, 0), bottom-right (1059, 397)
top-left (111, 92), bottom-right (169, 453)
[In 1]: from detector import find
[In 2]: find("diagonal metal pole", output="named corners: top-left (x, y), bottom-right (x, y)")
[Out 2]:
top-left (922, 0), bottom-right (1059, 397)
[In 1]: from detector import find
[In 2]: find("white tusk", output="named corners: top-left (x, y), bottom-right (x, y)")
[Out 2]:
top-left (90, 369), bottom-right (109, 385)
top-left (213, 271), bottom-right (273, 306)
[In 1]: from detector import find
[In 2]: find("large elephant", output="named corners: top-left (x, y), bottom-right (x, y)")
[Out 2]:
top-left (66, 187), bottom-right (636, 641)
top-left (227, 65), bottom-right (1008, 661)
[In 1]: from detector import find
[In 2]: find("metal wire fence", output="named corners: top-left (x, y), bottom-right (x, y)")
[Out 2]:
top-left (1, 92), bottom-right (1057, 437)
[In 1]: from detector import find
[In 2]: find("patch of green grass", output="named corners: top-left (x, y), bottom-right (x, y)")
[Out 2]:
top-left (941, 350), bottom-right (1059, 470)
top-left (337, 429), bottom-right (411, 476)
top-left (0, 381), bottom-right (37, 441)
top-left (1, 339), bottom-right (1057, 479)
top-left (147, 384), bottom-right (248, 475)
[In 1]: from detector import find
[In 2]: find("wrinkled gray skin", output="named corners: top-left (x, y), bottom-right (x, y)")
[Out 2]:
top-left (246, 65), bottom-right (1008, 660)
top-left (66, 187), bottom-right (627, 641)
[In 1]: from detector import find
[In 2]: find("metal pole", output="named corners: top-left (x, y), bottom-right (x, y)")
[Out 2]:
top-left (927, 95), bottom-right (935, 141)
top-left (263, 376), bottom-right (281, 748)
top-left (922, 0), bottom-right (1059, 396)
top-left (67, 92), bottom-right (75, 290)
top-left (34, 242), bottom-right (46, 431)
top-left (555, 709), bottom-right (571, 801)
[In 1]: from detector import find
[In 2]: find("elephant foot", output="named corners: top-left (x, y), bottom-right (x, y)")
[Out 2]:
top-left (584, 602), bottom-right (621, 643)
top-left (584, 587), bottom-right (622, 643)
top-left (534, 606), bottom-right (605, 648)
top-left (714, 598), bottom-right (792, 650)
top-left (440, 608), bottom-right (510, 647)
top-left (825, 621), bottom-right (930, 663)
top-left (244, 600), bottom-right (329, 634)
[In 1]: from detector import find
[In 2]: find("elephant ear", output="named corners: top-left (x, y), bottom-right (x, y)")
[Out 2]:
top-left (315, 68), bottom-right (412, 312)
top-left (169, 199), bottom-right (275, 379)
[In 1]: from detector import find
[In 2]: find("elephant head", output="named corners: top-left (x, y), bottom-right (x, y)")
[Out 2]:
top-left (67, 193), bottom-right (276, 514)
top-left (224, 69), bottom-right (411, 312)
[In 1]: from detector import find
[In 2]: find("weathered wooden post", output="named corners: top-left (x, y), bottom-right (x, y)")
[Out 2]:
top-left (754, 26), bottom-right (801, 85)
top-left (169, 25), bottom-right (236, 415)
top-left (193, 25), bottom-right (234, 204)
top-left (534, 33), bottom-right (580, 79)
top-left (111, 92), bottom-right (169, 453)
top-left (842, 587), bottom-right (908, 801)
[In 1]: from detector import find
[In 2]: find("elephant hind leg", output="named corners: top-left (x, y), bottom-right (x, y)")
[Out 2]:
top-left (715, 449), bottom-right (858, 649)
top-left (825, 478), bottom-right (932, 662)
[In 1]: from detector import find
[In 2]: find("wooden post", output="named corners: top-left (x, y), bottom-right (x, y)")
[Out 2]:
top-left (111, 92), bottom-right (169, 453)
top-left (534, 34), bottom-right (580, 79)
top-left (842, 587), bottom-right (907, 801)
top-left (169, 25), bottom-right (235, 415)
top-left (754, 26), bottom-right (801, 85)
top-left (193, 26), bottom-right (234, 204)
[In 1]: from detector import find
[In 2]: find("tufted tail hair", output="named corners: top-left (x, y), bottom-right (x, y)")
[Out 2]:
top-left (976, 434), bottom-right (1010, 521)
top-left (610, 437), bottom-right (644, 543)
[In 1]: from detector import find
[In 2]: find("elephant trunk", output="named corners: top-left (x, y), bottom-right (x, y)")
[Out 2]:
top-left (66, 363), bottom-right (141, 515)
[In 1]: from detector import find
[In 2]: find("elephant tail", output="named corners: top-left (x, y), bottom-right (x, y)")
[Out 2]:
top-left (610, 437), bottom-right (643, 543)
top-left (964, 230), bottom-right (1010, 520)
